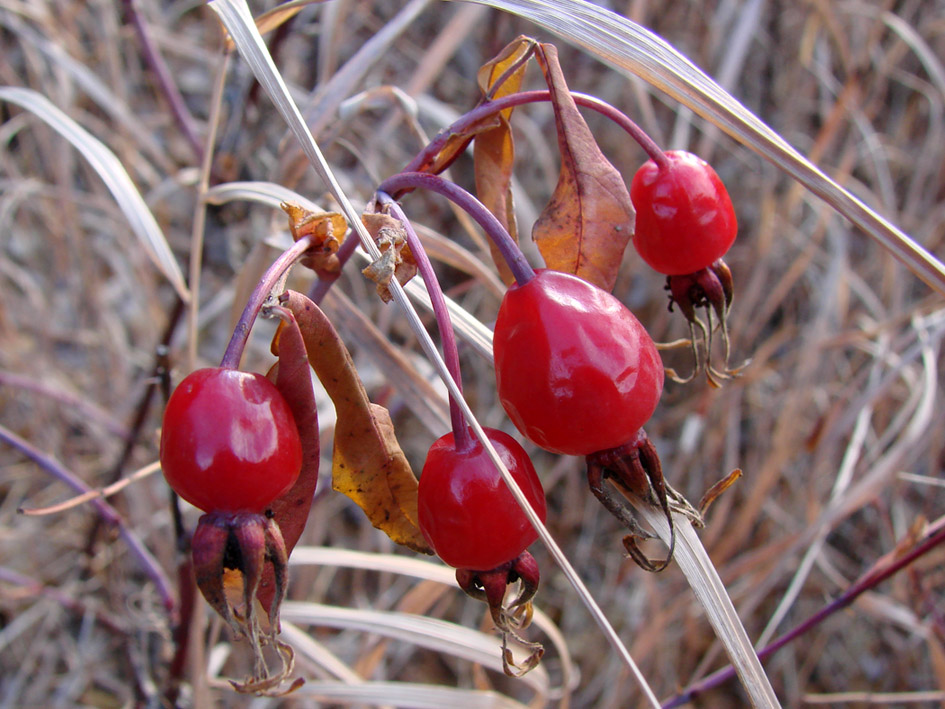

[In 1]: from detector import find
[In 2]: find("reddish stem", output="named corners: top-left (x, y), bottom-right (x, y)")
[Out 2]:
top-left (662, 518), bottom-right (945, 708)
top-left (220, 234), bottom-right (314, 370)
top-left (401, 89), bottom-right (668, 173)
top-left (376, 172), bottom-right (535, 287)
top-left (376, 193), bottom-right (472, 451)
top-left (308, 234), bottom-right (361, 305)
top-left (122, 0), bottom-right (204, 163)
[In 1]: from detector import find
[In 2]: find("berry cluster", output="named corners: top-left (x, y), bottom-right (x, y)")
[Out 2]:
top-left (158, 36), bottom-right (742, 691)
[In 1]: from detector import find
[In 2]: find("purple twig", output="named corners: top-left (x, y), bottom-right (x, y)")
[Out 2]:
top-left (376, 172), bottom-right (535, 287)
top-left (123, 0), bottom-right (204, 163)
top-left (662, 517), bottom-right (945, 707)
top-left (308, 233), bottom-right (362, 305)
top-left (376, 193), bottom-right (471, 450)
top-left (2, 423), bottom-right (177, 616)
top-left (401, 89), bottom-right (667, 174)
top-left (220, 234), bottom-right (315, 370)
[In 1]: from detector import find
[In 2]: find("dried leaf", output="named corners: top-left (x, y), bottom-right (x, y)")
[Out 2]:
top-left (474, 36), bottom-right (535, 285)
top-left (533, 43), bottom-right (635, 292)
top-left (275, 290), bottom-right (431, 554)
top-left (281, 201), bottom-right (346, 273)
top-left (360, 212), bottom-right (417, 302)
top-left (267, 306), bottom-right (321, 554)
top-left (249, 303), bottom-right (321, 615)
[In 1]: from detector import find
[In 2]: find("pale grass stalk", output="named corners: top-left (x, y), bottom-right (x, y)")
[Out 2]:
top-left (279, 601), bottom-right (550, 695)
top-left (631, 502), bottom-right (779, 708)
top-left (209, 1), bottom-right (658, 704)
top-left (287, 545), bottom-right (575, 697)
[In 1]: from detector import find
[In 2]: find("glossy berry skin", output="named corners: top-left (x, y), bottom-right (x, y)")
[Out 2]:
top-left (160, 368), bottom-right (302, 513)
top-left (630, 150), bottom-right (737, 276)
top-left (493, 269), bottom-right (663, 456)
top-left (418, 428), bottom-right (546, 572)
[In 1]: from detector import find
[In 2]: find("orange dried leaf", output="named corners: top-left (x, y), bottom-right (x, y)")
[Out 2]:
top-left (474, 36), bottom-right (535, 285)
top-left (281, 201), bottom-right (346, 274)
top-left (276, 290), bottom-right (431, 554)
top-left (361, 212), bottom-right (417, 303)
top-left (476, 35), bottom-right (536, 113)
top-left (533, 43), bottom-right (634, 292)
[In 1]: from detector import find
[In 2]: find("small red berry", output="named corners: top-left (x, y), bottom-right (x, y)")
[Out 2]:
top-left (418, 428), bottom-right (546, 572)
top-left (493, 269), bottom-right (663, 456)
top-left (630, 150), bottom-right (737, 276)
top-left (160, 367), bottom-right (302, 513)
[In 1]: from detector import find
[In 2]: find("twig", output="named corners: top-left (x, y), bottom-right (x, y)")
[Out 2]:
top-left (1, 423), bottom-right (176, 616)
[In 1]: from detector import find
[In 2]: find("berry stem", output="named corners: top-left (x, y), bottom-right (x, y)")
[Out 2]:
top-left (401, 89), bottom-right (668, 173)
top-left (376, 171), bottom-right (535, 287)
top-left (220, 234), bottom-right (315, 370)
top-left (308, 232), bottom-right (361, 305)
top-left (376, 192), bottom-right (473, 451)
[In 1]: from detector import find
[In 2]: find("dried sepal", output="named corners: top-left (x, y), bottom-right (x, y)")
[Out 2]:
top-left (665, 259), bottom-right (750, 387)
top-left (190, 511), bottom-right (298, 695)
top-left (455, 552), bottom-right (543, 677)
top-left (699, 468), bottom-right (743, 518)
top-left (360, 212), bottom-right (417, 302)
top-left (280, 201), bottom-right (346, 274)
top-left (586, 431), bottom-right (703, 572)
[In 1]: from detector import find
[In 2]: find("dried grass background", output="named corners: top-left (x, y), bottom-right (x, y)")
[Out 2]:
top-left (2, 0), bottom-right (944, 707)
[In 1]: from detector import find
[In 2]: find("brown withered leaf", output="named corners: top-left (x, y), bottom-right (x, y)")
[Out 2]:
top-left (533, 43), bottom-right (635, 292)
top-left (251, 303), bottom-right (321, 615)
top-left (360, 212), bottom-right (417, 303)
top-left (275, 290), bottom-right (431, 554)
top-left (474, 36), bottom-right (535, 285)
top-left (281, 201), bottom-right (346, 274)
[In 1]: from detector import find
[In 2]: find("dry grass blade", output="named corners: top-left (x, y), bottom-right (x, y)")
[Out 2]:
top-left (286, 544), bottom-right (575, 692)
top-left (0, 87), bottom-right (189, 301)
top-left (632, 504), bottom-right (779, 708)
top-left (279, 601), bottom-right (550, 694)
top-left (461, 0), bottom-right (945, 296)
top-left (274, 677), bottom-right (532, 708)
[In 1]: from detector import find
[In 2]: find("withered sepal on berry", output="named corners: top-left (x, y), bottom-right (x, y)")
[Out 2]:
top-left (191, 511), bottom-right (301, 696)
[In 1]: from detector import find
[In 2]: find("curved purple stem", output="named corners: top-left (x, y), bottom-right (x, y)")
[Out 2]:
top-left (376, 193), bottom-right (472, 451)
top-left (402, 89), bottom-right (668, 174)
top-left (376, 172), bottom-right (535, 287)
top-left (220, 234), bottom-right (315, 370)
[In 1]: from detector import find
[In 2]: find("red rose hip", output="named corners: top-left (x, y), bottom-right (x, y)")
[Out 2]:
top-left (630, 150), bottom-right (737, 276)
top-left (493, 269), bottom-right (663, 456)
top-left (160, 367), bottom-right (302, 513)
top-left (418, 428), bottom-right (545, 572)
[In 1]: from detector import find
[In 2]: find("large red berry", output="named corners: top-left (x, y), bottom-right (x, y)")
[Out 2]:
top-left (630, 150), bottom-right (737, 275)
top-left (418, 428), bottom-right (546, 572)
top-left (160, 367), bottom-right (302, 513)
top-left (493, 269), bottom-right (663, 456)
